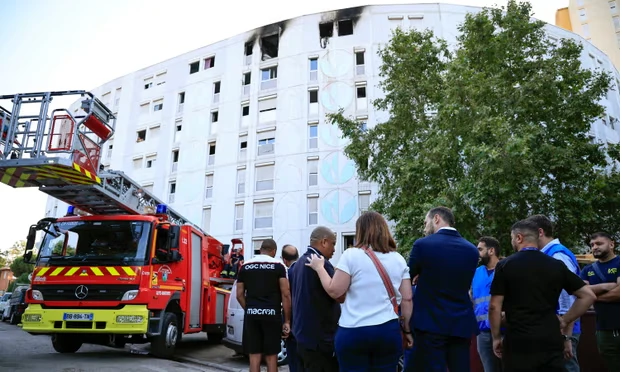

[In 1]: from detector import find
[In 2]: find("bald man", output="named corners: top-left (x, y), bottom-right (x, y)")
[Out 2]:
top-left (282, 244), bottom-right (303, 372)
top-left (282, 244), bottom-right (300, 269)
top-left (289, 226), bottom-right (341, 372)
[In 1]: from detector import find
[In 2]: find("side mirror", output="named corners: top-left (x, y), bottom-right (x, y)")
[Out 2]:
top-left (221, 244), bottom-right (230, 257)
top-left (23, 251), bottom-right (33, 264)
top-left (169, 250), bottom-right (182, 262)
top-left (25, 226), bottom-right (36, 252)
top-left (168, 225), bottom-right (180, 249)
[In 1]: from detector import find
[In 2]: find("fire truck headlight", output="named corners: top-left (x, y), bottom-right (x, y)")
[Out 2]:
top-left (121, 290), bottom-right (139, 301)
top-left (31, 290), bottom-right (44, 301)
top-left (24, 314), bottom-right (42, 322)
top-left (116, 315), bottom-right (144, 323)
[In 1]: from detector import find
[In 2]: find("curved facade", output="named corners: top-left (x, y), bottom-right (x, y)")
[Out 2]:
top-left (45, 3), bottom-right (621, 261)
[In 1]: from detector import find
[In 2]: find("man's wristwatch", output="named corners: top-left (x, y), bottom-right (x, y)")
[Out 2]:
top-left (563, 334), bottom-right (572, 341)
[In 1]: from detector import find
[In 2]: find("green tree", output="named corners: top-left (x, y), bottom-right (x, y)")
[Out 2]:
top-left (328, 0), bottom-right (619, 255)
top-left (0, 240), bottom-right (25, 265)
top-left (9, 257), bottom-right (34, 278)
top-left (7, 273), bottom-right (30, 292)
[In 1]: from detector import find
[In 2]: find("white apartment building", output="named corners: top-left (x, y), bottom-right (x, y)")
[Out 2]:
top-left (44, 3), bottom-right (621, 262)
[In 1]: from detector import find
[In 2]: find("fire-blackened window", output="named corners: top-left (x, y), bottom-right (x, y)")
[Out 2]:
top-left (319, 22), bottom-right (334, 38)
top-left (260, 34), bottom-right (279, 60)
top-left (338, 19), bottom-right (354, 36)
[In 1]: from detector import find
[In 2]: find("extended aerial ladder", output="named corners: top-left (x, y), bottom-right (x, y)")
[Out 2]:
top-left (0, 91), bottom-right (190, 226)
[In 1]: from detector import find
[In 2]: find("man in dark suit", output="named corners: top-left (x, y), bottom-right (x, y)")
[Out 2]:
top-left (405, 206), bottom-right (479, 372)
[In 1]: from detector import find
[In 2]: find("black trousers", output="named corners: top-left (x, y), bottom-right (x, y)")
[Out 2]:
top-left (298, 342), bottom-right (339, 372)
top-left (503, 350), bottom-right (565, 372)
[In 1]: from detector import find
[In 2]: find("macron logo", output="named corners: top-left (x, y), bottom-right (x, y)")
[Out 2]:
top-left (247, 308), bottom-right (277, 316)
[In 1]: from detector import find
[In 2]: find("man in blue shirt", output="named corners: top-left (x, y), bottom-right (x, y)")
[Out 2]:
top-left (289, 226), bottom-right (341, 372)
top-left (406, 206), bottom-right (479, 372)
top-left (527, 214), bottom-right (582, 371)
top-left (282, 244), bottom-right (303, 372)
top-left (471, 236), bottom-right (503, 372)
top-left (580, 232), bottom-right (620, 372)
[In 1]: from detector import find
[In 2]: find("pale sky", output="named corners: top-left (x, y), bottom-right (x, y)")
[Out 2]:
top-left (0, 0), bottom-right (566, 253)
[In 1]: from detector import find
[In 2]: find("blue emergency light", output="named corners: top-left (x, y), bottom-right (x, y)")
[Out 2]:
top-left (156, 204), bottom-right (168, 214)
top-left (66, 206), bottom-right (75, 216)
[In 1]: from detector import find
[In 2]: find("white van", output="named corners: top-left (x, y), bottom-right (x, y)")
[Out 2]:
top-left (223, 281), bottom-right (288, 366)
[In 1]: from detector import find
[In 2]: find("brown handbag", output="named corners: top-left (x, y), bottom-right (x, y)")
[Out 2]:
top-left (363, 246), bottom-right (410, 349)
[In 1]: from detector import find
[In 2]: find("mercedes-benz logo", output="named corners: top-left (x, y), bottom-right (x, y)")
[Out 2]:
top-left (75, 285), bottom-right (88, 300)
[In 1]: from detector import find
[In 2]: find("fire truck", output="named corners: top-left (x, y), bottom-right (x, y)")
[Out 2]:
top-left (0, 91), bottom-right (235, 358)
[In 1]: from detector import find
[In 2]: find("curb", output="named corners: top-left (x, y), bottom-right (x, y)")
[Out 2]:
top-left (177, 356), bottom-right (248, 372)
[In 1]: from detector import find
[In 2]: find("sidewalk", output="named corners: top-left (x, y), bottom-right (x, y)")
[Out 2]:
top-left (175, 333), bottom-right (289, 372)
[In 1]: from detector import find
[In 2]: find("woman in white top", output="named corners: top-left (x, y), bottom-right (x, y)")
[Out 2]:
top-left (306, 211), bottom-right (413, 372)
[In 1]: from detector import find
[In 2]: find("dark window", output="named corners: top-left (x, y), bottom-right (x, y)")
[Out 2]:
top-left (243, 73), bottom-right (251, 85)
top-left (209, 144), bottom-right (216, 155)
top-left (309, 90), bottom-right (318, 103)
top-left (245, 42), bottom-right (253, 56)
top-left (214, 81), bottom-right (221, 94)
top-left (338, 19), bottom-right (354, 36)
top-left (189, 62), bottom-right (200, 74)
top-left (357, 86), bottom-right (366, 98)
top-left (172, 150), bottom-right (179, 162)
top-left (242, 105), bottom-right (250, 116)
top-left (356, 52), bottom-right (365, 65)
top-left (240, 141), bottom-right (247, 149)
top-left (211, 111), bottom-right (219, 122)
top-left (260, 34), bottom-right (279, 60)
top-left (179, 92), bottom-right (185, 104)
top-left (319, 22), bottom-right (334, 38)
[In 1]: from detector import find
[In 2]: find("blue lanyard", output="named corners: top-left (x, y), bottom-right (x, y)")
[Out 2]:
top-left (521, 247), bottom-right (539, 252)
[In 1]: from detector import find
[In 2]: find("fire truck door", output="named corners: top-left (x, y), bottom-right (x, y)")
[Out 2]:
top-left (188, 231), bottom-right (202, 329)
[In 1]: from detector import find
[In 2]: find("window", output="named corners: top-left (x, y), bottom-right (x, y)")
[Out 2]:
top-left (260, 34), bottom-right (279, 60)
top-left (140, 102), bottom-right (150, 116)
top-left (359, 120), bottom-right (368, 131)
top-left (254, 201), bottom-right (273, 229)
top-left (309, 89), bottom-right (319, 116)
top-left (136, 129), bottom-right (146, 142)
top-left (155, 71), bottom-right (166, 86)
top-left (207, 142), bottom-right (216, 165)
top-left (239, 135), bottom-right (248, 159)
top-left (242, 72), bottom-right (251, 95)
top-left (242, 104), bottom-right (250, 116)
top-left (143, 184), bottom-right (154, 193)
top-left (106, 143), bottom-right (113, 160)
top-left (309, 58), bottom-right (318, 81)
top-left (211, 110), bottom-right (219, 123)
top-left (168, 182), bottom-right (176, 203)
top-left (133, 157), bottom-right (143, 170)
top-left (237, 169), bottom-right (246, 194)
top-left (260, 67), bottom-right (278, 90)
top-left (308, 197), bottom-right (319, 225)
top-left (358, 193), bottom-right (370, 214)
top-left (343, 235), bottom-right (355, 250)
top-left (258, 136), bottom-right (275, 156)
top-left (153, 99), bottom-right (163, 112)
top-left (244, 42), bottom-right (253, 65)
top-left (309, 124), bottom-right (318, 149)
top-left (146, 154), bottom-right (156, 168)
top-left (356, 85), bottom-right (368, 111)
top-left (338, 19), bottom-right (354, 36)
top-left (578, 9), bottom-right (587, 22)
top-left (144, 77), bottom-right (153, 90)
top-left (235, 204), bottom-right (244, 231)
top-left (610, 1), bottom-right (618, 14)
top-left (204, 56), bottom-right (215, 69)
top-left (174, 121), bottom-right (182, 142)
top-left (114, 88), bottom-right (122, 108)
top-left (177, 92), bottom-right (185, 115)
top-left (189, 61), bottom-right (200, 74)
top-left (614, 16), bottom-right (620, 32)
top-left (582, 23), bottom-right (590, 38)
top-left (171, 150), bottom-right (179, 173)
top-left (213, 81), bottom-right (221, 104)
top-left (308, 160), bottom-right (318, 186)
top-left (258, 97), bottom-right (277, 123)
top-left (309, 90), bottom-right (318, 104)
top-left (355, 51), bottom-right (365, 75)
top-left (205, 174), bottom-right (214, 199)
top-left (255, 164), bottom-right (275, 191)
top-left (319, 22), bottom-right (334, 38)
top-left (202, 207), bottom-right (211, 232)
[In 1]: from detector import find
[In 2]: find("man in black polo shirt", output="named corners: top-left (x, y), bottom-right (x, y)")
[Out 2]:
top-left (488, 219), bottom-right (596, 371)
top-left (236, 239), bottom-right (291, 372)
top-left (290, 226), bottom-right (341, 372)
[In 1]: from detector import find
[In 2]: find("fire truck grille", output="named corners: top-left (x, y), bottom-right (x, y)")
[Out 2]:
top-left (32, 284), bottom-right (140, 301)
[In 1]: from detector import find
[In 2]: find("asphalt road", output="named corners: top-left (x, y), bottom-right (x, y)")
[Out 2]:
top-left (0, 321), bottom-right (224, 372)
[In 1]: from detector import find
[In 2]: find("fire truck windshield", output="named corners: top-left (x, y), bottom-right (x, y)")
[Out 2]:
top-left (37, 220), bottom-right (151, 266)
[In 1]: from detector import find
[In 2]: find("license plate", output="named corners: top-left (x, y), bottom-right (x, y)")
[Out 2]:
top-left (227, 325), bottom-right (234, 335)
top-left (63, 312), bottom-right (93, 321)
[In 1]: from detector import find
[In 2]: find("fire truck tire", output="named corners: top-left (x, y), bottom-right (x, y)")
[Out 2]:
top-left (51, 334), bottom-right (83, 353)
top-left (151, 312), bottom-right (179, 359)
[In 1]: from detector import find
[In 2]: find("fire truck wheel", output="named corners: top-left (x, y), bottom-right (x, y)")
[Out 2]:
top-left (151, 312), bottom-right (179, 359)
top-left (51, 334), bottom-right (83, 353)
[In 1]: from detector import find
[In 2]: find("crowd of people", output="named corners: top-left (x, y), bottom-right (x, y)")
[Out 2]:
top-left (234, 207), bottom-right (619, 372)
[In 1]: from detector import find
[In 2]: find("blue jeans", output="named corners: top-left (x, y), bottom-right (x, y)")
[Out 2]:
top-left (476, 332), bottom-right (502, 372)
top-left (405, 330), bottom-right (471, 372)
top-left (563, 333), bottom-right (580, 372)
top-left (335, 319), bottom-right (403, 372)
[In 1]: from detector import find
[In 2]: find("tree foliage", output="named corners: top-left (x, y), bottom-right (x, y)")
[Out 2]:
top-left (0, 240), bottom-right (25, 266)
top-left (328, 0), bottom-right (619, 255)
top-left (9, 257), bottom-right (34, 278)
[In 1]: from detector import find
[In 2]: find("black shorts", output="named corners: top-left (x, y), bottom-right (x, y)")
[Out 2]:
top-left (243, 316), bottom-right (282, 355)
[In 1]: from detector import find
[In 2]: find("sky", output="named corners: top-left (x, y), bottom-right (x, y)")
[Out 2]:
top-left (0, 0), bottom-right (567, 254)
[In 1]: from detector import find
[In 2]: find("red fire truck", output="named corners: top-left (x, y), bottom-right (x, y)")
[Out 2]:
top-left (0, 91), bottom-right (234, 358)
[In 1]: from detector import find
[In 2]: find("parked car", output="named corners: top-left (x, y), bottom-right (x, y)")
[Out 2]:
top-left (0, 292), bottom-right (12, 317)
top-left (222, 281), bottom-right (289, 366)
top-left (3, 285), bottom-right (28, 324)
